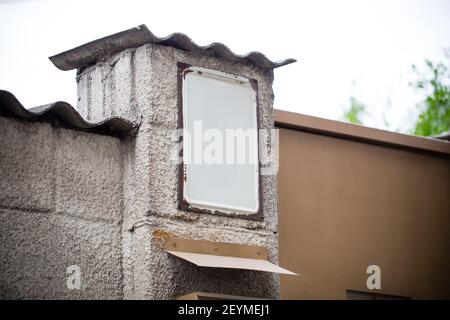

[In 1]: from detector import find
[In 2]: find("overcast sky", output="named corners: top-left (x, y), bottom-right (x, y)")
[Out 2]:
top-left (1, 0), bottom-right (449, 132)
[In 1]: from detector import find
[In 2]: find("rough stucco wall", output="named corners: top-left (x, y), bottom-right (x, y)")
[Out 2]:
top-left (133, 44), bottom-right (279, 299)
top-left (77, 49), bottom-right (139, 125)
top-left (0, 42), bottom-right (279, 300)
top-left (0, 117), bottom-right (123, 299)
top-left (77, 43), bottom-right (280, 299)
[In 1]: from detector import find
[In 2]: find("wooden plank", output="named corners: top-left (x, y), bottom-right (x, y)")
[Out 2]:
top-left (162, 236), bottom-right (268, 260)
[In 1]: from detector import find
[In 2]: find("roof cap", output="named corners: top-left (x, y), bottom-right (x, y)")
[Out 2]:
top-left (49, 25), bottom-right (296, 71)
top-left (0, 90), bottom-right (138, 136)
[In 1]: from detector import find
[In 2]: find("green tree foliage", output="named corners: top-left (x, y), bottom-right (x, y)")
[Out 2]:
top-left (411, 50), bottom-right (450, 136)
top-left (342, 96), bottom-right (366, 125)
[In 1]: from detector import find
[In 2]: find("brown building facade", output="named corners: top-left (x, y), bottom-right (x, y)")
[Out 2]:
top-left (276, 110), bottom-right (450, 299)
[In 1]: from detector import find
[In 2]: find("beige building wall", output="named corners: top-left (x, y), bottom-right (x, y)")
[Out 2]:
top-left (276, 110), bottom-right (450, 300)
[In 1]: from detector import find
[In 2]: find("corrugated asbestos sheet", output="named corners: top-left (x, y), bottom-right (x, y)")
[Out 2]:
top-left (0, 90), bottom-right (138, 135)
top-left (49, 25), bottom-right (296, 71)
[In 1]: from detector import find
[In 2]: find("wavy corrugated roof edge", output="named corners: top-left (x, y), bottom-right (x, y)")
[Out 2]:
top-left (0, 90), bottom-right (138, 135)
top-left (49, 25), bottom-right (296, 71)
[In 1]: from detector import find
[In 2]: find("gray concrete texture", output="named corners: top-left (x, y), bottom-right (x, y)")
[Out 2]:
top-left (1, 42), bottom-right (280, 299)
top-left (0, 118), bottom-right (123, 299)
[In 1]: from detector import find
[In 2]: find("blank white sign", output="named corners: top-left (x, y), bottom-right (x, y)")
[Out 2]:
top-left (182, 66), bottom-right (259, 215)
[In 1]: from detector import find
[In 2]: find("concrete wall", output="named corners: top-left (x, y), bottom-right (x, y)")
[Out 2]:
top-left (0, 117), bottom-right (123, 299)
top-left (7, 40), bottom-right (447, 300)
top-left (277, 126), bottom-right (450, 299)
top-left (1, 42), bottom-right (280, 300)
top-left (76, 48), bottom-right (140, 125)
top-left (7, 40), bottom-right (448, 300)
top-left (77, 43), bottom-right (280, 299)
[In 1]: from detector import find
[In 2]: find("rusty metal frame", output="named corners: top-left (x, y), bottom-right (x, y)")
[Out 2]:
top-left (177, 62), bottom-right (264, 221)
